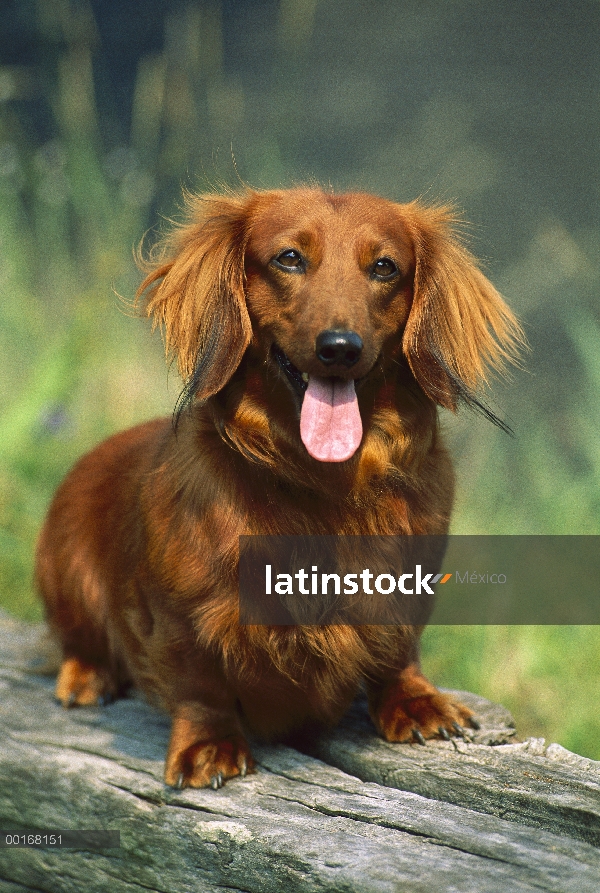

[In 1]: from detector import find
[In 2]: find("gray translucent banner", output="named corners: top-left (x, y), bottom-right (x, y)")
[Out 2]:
top-left (238, 536), bottom-right (600, 624)
top-left (0, 831), bottom-right (120, 849)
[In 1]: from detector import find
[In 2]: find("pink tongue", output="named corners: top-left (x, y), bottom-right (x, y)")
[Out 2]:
top-left (300, 376), bottom-right (363, 462)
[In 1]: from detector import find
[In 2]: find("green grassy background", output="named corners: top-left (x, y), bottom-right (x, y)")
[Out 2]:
top-left (1, 0), bottom-right (599, 758)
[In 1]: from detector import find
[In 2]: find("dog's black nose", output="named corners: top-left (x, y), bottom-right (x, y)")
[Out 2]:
top-left (315, 330), bottom-right (363, 368)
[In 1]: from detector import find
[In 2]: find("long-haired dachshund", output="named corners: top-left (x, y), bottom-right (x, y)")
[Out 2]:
top-left (36, 188), bottom-right (523, 789)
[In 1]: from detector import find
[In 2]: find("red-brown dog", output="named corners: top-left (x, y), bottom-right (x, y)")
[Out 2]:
top-left (36, 188), bottom-right (522, 788)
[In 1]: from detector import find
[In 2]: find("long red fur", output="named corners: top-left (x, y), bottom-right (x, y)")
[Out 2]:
top-left (36, 187), bottom-right (523, 788)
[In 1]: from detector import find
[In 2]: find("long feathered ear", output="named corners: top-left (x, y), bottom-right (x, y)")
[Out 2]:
top-left (401, 203), bottom-right (525, 430)
top-left (137, 191), bottom-right (254, 408)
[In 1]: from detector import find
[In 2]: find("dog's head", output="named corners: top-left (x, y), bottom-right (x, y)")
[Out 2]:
top-left (138, 188), bottom-right (523, 462)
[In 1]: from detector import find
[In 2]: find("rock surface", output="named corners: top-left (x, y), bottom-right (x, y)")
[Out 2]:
top-left (1, 614), bottom-right (599, 892)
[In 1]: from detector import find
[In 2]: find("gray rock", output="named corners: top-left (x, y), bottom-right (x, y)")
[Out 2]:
top-left (1, 614), bottom-right (599, 892)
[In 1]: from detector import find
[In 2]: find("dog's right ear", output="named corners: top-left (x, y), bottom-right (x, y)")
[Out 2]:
top-left (401, 202), bottom-right (525, 427)
top-left (137, 192), bottom-right (254, 404)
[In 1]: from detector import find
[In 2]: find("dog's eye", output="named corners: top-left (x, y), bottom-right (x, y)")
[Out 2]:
top-left (273, 249), bottom-right (304, 272)
top-left (372, 257), bottom-right (398, 280)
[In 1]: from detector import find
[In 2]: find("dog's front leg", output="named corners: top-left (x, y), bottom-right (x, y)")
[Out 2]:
top-left (366, 661), bottom-right (477, 744)
top-left (159, 650), bottom-right (254, 790)
top-left (165, 697), bottom-right (255, 789)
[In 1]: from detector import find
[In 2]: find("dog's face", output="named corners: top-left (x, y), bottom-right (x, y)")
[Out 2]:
top-left (139, 187), bottom-right (523, 462)
top-left (244, 190), bottom-right (417, 460)
top-left (244, 190), bottom-right (415, 378)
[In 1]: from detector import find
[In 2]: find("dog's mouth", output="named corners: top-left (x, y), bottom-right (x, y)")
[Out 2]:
top-left (272, 345), bottom-right (363, 463)
top-left (272, 345), bottom-right (308, 396)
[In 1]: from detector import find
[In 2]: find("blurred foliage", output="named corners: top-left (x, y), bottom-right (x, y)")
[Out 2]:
top-left (0, 0), bottom-right (599, 757)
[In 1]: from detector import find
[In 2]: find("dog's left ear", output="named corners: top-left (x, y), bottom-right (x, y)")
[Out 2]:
top-left (137, 192), bottom-right (254, 404)
top-left (402, 203), bottom-right (524, 416)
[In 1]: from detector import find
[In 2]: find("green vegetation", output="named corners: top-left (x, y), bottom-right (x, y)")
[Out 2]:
top-left (1, 1), bottom-right (599, 758)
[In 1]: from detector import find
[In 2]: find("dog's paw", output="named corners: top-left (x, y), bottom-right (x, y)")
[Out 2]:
top-left (164, 733), bottom-right (254, 789)
top-left (55, 657), bottom-right (117, 708)
top-left (368, 663), bottom-right (478, 744)
top-left (374, 689), bottom-right (476, 743)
